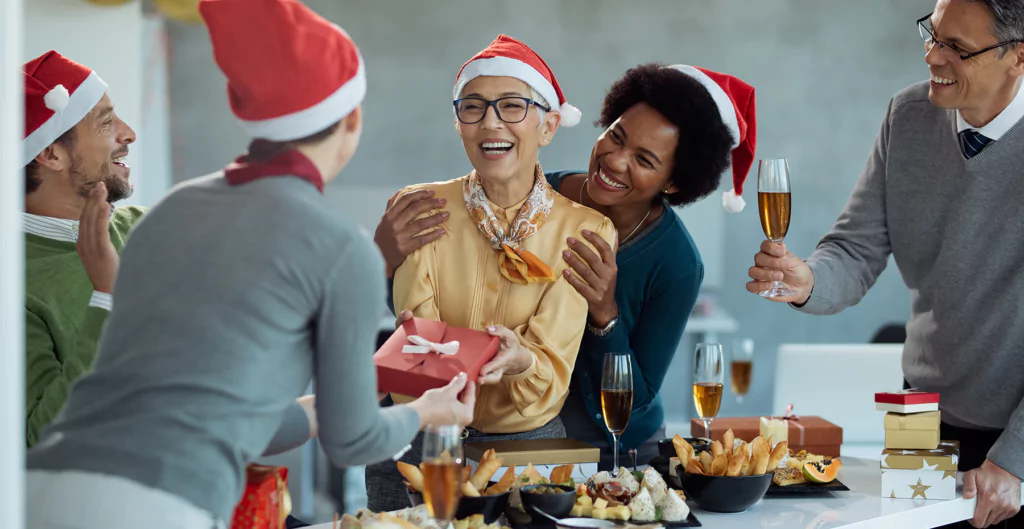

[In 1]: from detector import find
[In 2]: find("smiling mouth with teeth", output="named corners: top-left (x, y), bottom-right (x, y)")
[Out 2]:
top-left (112, 154), bottom-right (128, 167)
top-left (481, 141), bottom-right (514, 155)
top-left (596, 167), bottom-right (628, 189)
top-left (931, 74), bottom-right (957, 86)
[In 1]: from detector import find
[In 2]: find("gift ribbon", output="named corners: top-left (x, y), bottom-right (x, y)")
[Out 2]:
top-left (401, 335), bottom-right (460, 355)
top-left (783, 403), bottom-right (805, 446)
top-left (248, 464), bottom-right (291, 529)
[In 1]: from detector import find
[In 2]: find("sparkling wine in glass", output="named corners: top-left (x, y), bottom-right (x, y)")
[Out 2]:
top-left (421, 425), bottom-right (463, 525)
top-left (730, 339), bottom-right (754, 404)
top-left (757, 158), bottom-right (797, 298)
top-left (693, 343), bottom-right (724, 439)
top-left (601, 352), bottom-right (633, 470)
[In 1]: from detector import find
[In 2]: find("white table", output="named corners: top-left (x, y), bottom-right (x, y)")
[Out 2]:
top-left (308, 456), bottom-right (1023, 529)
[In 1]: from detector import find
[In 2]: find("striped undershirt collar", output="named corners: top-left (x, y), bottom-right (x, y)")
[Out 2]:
top-left (23, 207), bottom-right (116, 243)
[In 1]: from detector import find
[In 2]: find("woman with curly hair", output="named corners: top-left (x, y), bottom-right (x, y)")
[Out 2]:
top-left (376, 63), bottom-right (757, 469)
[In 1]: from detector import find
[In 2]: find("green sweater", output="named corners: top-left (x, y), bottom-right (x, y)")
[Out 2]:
top-left (24, 206), bottom-right (146, 446)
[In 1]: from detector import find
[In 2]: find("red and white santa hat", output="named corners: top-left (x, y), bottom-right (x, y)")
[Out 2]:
top-left (668, 65), bottom-right (757, 212)
top-left (454, 34), bottom-right (581, 127)
top-left (22, 51), bottom-right (107, 166)
top-left (199, 0), bottom-right (365, 142)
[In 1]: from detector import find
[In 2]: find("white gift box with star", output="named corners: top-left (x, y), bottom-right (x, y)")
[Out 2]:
top-left (879, 441), bottom-right (959, 500)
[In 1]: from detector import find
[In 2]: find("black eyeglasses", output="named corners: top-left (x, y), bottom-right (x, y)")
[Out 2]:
top-left (453, 97), bottom-right (550, 124)
top-left (917, 12), bottom-right (1022, 62)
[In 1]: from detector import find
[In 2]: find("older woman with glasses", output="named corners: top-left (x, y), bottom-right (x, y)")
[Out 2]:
top-left (365, 34), bottom-right (615, 512)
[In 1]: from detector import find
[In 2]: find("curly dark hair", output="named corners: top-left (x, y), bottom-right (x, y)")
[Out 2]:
top-left (599, 63), bottom-right (734, 207)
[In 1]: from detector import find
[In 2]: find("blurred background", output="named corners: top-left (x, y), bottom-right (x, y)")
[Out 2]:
top-left (6, 0), bottom-right (935, 523)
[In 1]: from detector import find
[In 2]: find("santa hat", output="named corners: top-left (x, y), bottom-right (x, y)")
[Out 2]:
top-left (453, 34), bottom-right (581, 127)
top-left (668, 65), bottom-right (757, 213)
top-left (199, 0), bottom-right (365, 142)
top-left (22, 51), bottom-right (107, 166)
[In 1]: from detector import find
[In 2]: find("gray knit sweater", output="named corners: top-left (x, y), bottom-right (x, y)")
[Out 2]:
top-left (798, 81), bottom-right (1024, 478)
top-left (27, 174), bottom-right (420, 521)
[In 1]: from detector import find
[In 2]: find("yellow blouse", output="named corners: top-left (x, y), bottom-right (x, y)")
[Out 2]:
top-left (392, 174), bottom-right (616, 434)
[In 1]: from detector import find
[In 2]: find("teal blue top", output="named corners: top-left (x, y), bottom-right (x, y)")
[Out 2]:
top-left (546, 170), bottom-right (704, 452)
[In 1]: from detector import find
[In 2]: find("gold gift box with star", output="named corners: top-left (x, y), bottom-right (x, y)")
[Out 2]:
top-left (879, 441), bottom-right (959, 500)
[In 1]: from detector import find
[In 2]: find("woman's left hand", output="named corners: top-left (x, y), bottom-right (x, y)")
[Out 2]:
top-left (562, 229), bottom-right (619, 327)
top-left (478, 325), bottom-right (533, 384)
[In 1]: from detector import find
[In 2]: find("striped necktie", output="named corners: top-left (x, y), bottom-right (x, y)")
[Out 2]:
top-left (959, 129), bottom-right (991, 159)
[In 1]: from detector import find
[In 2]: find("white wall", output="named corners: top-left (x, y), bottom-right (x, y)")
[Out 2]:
top-left (23, 0), bottom-right (172, 208)
top-left (2, 0), bottom-right (25, 526)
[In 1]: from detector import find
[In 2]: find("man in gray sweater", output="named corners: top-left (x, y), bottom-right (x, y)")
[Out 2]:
top-left (748, 1), bottom-right (1023, 527)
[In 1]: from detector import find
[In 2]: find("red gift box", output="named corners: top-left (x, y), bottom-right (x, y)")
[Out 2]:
top-left (874, 390), bottom-right (940, 405)
top-left (230, 465), bottom-right (291, 529)
top-left (374, 317), bottom-right (499, 398)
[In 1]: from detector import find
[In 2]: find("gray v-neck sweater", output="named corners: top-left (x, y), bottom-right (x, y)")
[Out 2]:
top-left (27, 174), bottom-right (420, 521)
top-left (799, 81), bottom-right (1024, 478)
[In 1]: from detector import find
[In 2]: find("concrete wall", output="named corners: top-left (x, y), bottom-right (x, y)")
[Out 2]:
top-left (166, 0), bottom-right (929, 423)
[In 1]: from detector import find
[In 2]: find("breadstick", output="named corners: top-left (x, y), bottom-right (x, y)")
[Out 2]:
top-left (722, 429), bottom-right (735, 452)
top-left (397, 461), bottom-right (424, 492)
top-left (767, 441), bottom-right (788, 472)
top-left (470, 449), bottom-right (503, 490)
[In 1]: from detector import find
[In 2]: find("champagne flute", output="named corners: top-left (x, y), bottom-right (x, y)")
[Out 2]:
top-left (421, 425), bottom-right (463, 526)
top-left (693, 343), bottom-right (724, 440)
top-left (601, 352), bottom-right (633, 470)
top-left (730, 339), bottom-right (754, 404)
top-left (757, 158), bottom-right (797, 298)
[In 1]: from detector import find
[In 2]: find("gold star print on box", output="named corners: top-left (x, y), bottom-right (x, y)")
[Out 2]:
top-left (909, 478), bottom-right (931, 499)
top-left (942, 470), bottom-right (957, 480)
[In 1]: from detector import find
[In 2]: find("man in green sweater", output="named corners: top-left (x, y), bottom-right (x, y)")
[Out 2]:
top-left (22, 50), bottom-right (145, 447)
top-left (748, 1), bottom-right (1024, 527)
top-left (21, 52), bottom-right (320, 461)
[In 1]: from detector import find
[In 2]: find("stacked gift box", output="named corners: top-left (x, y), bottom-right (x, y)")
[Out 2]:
top-left (875, 391), bottom-right (959, 500)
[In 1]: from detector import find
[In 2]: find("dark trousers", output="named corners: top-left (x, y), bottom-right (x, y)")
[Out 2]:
top-left (905, 380), bottom-right (1022, 528)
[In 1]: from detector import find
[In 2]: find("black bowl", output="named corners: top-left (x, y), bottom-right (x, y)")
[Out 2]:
top-left (519, 484), bottom-right (577, 520)
top-left (677, 467), bottom-right (773, 513)
top-left (407, 483), bottom-right (511, 524)
top-left (657, 436), bottom-right (711, 460)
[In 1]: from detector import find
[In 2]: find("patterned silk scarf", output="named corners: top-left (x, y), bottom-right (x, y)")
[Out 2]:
top-left (463, 165), bottom-right (556, 285)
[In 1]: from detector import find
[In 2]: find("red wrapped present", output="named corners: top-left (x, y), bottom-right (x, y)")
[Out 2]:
top-left (374, 317), bottom-right (500, 398)
top-left (230, 465), bottom-right (291, 529)
top-left (875, 390), bottom-right (940, 413)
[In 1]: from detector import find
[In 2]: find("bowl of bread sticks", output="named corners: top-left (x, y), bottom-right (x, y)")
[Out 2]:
top-left (397, 449), bottom-right (513, 524)
top-left (672, 429), bottom-right (786, 513)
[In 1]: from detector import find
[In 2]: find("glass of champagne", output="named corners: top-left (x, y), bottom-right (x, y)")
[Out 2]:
top-left (693, 343), bottom-right (724, 439)
top-left (730, 339), bottom-right (754, 404)
top-left (421, 425), bottom-right (463, 526)
top-left (601, 352), bottom-right (633, 470)
top-left (757, 158), bottom-right (797, 298)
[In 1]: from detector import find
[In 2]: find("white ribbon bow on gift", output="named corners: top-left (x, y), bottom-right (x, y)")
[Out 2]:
top-left (401, 335), bottom-right (460, 355)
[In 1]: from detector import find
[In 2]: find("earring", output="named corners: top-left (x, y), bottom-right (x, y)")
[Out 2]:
top-left (543, 138), bottom-right (550, 144)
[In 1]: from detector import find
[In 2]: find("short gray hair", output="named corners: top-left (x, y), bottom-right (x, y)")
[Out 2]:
top-left (973, 0), bottom-right (1024, 55)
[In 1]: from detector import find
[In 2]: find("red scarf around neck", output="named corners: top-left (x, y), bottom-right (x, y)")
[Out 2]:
top-left (223, 140), bottom-right (324, 193)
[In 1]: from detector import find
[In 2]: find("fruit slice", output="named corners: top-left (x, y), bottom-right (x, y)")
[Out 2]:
top-left (802, 458), bottom-right (842, 483)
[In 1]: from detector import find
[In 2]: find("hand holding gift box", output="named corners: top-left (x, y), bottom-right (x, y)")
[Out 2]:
top-left (375, 317), bottom-right (499, 398)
